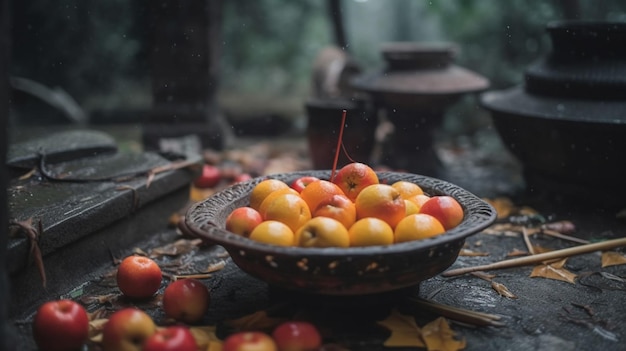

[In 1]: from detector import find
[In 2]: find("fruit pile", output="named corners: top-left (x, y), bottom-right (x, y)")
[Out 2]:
top-left (225, 162), bottom-right (464, 248)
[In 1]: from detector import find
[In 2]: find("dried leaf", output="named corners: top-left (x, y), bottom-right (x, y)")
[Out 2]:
top-left (88, 318), bottom-right (108, 343)
top-left (225, 310), bottom-right (287, 333)
top-left (483, 197), bottom-right (515, 219)
top-left (601, 251), bottom-right (626, 267)
top-left (205, 260), bottom-right (227, 273)
top-left (421, 317), bottom-right (466, 351)
top-left (491, 281), bottom-right (517, 299)
top-left (506, 248), bottom-right (529, 257)
top-left (518, 206), bottom-right (539, 216)
top-left (458, 249), bottom-right (489, 257)
top-left (377, 308), bottom-right (425, 347)
top-left (189, 325), bottom-right (221, 350)
top-left (80, 293), bottom-right (118, 305)
top-left (149, 238), bottom-right (201, 257)
top-left (530, 262), bottom-right (577, 284)
top-left (132, 247), bottom-right (149, 256)
top-left (470, 271), bottom-right (496, 281)
top-left (190, 187), bottom-right (216, 203)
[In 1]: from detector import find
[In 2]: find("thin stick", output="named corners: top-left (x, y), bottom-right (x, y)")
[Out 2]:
top-left (330, 109), bottom-right (347, 182)
top-left (522, 227), bottom-right (535, 254)
top-left (442, 237), bottom-right (626, 277)
top-left (541, 229), bottom-right (590, 244)
top-left (407, 297), bottom-right (504, 327)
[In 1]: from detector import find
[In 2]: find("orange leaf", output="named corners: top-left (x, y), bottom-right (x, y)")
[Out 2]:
top-left (602, 251), bottom-right (626, 267)
top-left (377, 308), bottom-right (425, 347)
top-left (530, 262), bottom-right (577, 284)
top-left (224, 310), bottom-right (287, 333)
top-left (421, 317), bottom-right (467, 351)
top-left (491, 281), bottom-right (517, 299)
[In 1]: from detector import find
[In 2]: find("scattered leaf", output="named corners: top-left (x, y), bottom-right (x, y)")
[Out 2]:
top-left (530, 261), bottom-right (577, 284)
top-left (205, 260), bottom-right (227, 273)
top-left (225, 310), bottom-right (287, 333)
top-left (491, 281), bottom-right (517, 299)
top-left (190, 187), bottom-right (216, 203)
top-left (80, 293), bottom-right (118, 305)
top-left (377, 308), bottom-right (425, 347)
top-left (132, 247), bottom-right (149, 256)
top-left (421, 317), bottom-right (466, 351)
top-left (506, 248), bottom-right (529, 257)
top-left (459, 249), bottom-right (489, 257)
top-left (189, 325), bottom-right (221, 350)
top-left (149, 238), bottom-right (201, 257)
top-left (88, 318), bottom-right (108, 343)
top-left (470, 271), bottom-right (496, 281)
top-left (601, 251), bottom-right (626, 267)
top-left (483, 197), bottom-right (515, 219)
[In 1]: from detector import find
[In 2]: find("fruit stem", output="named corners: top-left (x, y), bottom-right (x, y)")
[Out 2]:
top-left (330, 109), bottom-right (347, 182)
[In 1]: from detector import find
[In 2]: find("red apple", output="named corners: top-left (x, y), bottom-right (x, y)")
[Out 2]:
top-left (418, 195), bottom-right (464, 230)
top-left (32, 299), bottom-right (89, 351)
top-left (222, 331), bottom-right (278, 351)
top-left (290, 176), bottom-right (320, 193)
top-left (143, 326), bottom-right (197, 351)
top-left (331, 162), bottom-right (379, 201)
top-left (272, 321), bottom-right (322, 351)
top-left (116, 255), bottom-right (162, 299)
top-left (102, 308), bottom-right (156, 351)
top-left (193, 164), bottom-right (222, 188)
top-left (232, 173), bottom-right (253, 184)
top-left (225, 206), bottom-right (263, 237)
top-left (162, 278), bottom-right (211, 324)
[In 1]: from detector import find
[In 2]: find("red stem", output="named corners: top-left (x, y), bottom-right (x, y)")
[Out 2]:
top-left (330, 109), bottom-right (347, 182)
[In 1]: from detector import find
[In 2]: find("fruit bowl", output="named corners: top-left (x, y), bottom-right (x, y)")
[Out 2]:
top-left (184, 171), bottom-right (496, 295)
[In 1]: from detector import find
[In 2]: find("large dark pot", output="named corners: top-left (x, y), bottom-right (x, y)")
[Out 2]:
top-left (480, 21), bottom-right (626, 208)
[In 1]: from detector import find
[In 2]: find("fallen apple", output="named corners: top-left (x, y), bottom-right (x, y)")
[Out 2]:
top-left (102, 308), bottom-right (156, 351)
top-left (32, 299), bottom-right (89, 351)
top-left (162, 278), bottom-right (211, 324)
top-left (272, 321), bottom-right (322, 351)
top-left (143, 326), bottom-right (198, 351)
top-left (116, 255), bottom-right (162, 299)
top-left (194, 164), bottom-right (222, 188)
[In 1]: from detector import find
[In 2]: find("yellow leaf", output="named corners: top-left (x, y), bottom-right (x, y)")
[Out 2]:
top-left (421, 317), bottom-right (466, 351)
top-left (225, 310), bottom-right (287, 333)
top-left (376, 308), bottom-right (425, 347)
top-left (530, 262), bottom-right (577, 284)
top-left (491, 281), bottom-right (517, 299)
top-left (189, 325), bottom-right (221, 350)
top-left (602, 251), bottom-right (626, 267)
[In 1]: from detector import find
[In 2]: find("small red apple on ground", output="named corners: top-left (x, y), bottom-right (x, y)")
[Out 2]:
top-left (222, 331), bottom-right (278, 351)
top-left (162, 278), bottom-right (211, 324)
top-left (332, 162), bottom-right (379, 201)
top-left (225, 206), bottom-right (263, 237)
top-left (418, 195), bottom-right (464, 230)
top-left (232, 173), bottom-right (253, 184)
top-left (193, 164), bottom-right (222, 188)
top-left (272, 321), bottom-right (322, 351)
top-left (290, 176), bottom-right (320, 193)
top-left (32, 299), bottom-right (89, 351)
top-left (116, 255), bottom-right (162, 299)
top-left (143, 326), bottom-right (198, 351)
top-left (102, 308), bottom-right (156, 351)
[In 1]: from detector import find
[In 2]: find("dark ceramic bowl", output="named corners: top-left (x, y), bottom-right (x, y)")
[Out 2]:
top-left (184, 171), bottom-right (496, 296)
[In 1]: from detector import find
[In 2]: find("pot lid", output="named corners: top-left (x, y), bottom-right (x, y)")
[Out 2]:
top-left (480, 85), bottom-right (626, 124)
top-left (351, 42), bottom-right (489, 96)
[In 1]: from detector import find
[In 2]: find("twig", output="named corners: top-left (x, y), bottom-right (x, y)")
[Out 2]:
top-left (407, 297), bottom-right (504, 327)
top-left (541, 229), bottom-right (590, 244)
top-left (522, 227), bottom-right (535, 255)
top-left (442, 237), bottom-right (626, 277)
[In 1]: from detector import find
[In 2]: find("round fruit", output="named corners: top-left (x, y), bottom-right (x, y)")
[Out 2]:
top-left (299, 180), bottom-right (346, 215)
top-left (394, 213), bottom-right (445, 243)
top-left (295, 217), bottom-right (350, 248)
top-left (222, 331), bottom-right (278, 351)
top-left (272, 321), bottom-right (322, 351)
top-left (331, 162), bottom-right (379, 201)
top-left (143, 326), bottom-right (198, 351)
top-left (354, 184), bottom-right (406, 229)
top-left (249, 220), bottom-right (295, 246)
top-left (260, 193), bottom-right (312, 232)
top-left (419, 195), bottom-right (464, 230)
top-left (249, 179), bottom-right (290, 211)
top-left (312, 194), bottom-right (356, 229)
top-left (290, 176), bottom-right (321, 193)
top-left (32, 299), bottom-right (90, 351)
top-left (348, 217), bottom-right (394, 247)
top-left (162, 278), bottom-right (211, 324)
top-left (226, 206), bottom-right (263, 237)
top-left (391, 181), bottom-right (424, 199)
top-left (193, 164), bottom-right (221, 188)
top-left (102, 308), bottom-right (156, 351)
top-left (116, 255), bottom-right (162, 299)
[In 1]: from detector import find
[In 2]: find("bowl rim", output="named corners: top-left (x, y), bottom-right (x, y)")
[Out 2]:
top-left (184, 170), bottom-right (497, 257)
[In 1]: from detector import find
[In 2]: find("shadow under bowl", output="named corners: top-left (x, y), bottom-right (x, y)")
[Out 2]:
top-left (184, 171), bottom-right (496, 296)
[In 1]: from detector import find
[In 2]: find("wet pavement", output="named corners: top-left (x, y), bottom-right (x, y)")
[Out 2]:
top-left (7, 127), bottom-right (626, 351)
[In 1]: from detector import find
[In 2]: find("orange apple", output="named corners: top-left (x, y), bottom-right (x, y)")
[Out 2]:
top-left (225, 206), bottom-right (263, 237)
top-left (162, 278), bottom-right (210, 324)
top-left (313, 194), bottom-right (356, 229)
top-left (102, 308), bottom-right (156, 351)
top-left (290, 176), bottom-right (320, 193)
top-left (331, 162), bottom-right (379, 201)
top-left (295, 217), bottom-right (350, 248)
top-left (354, 184), bottom-right (406, 229)
top-left (116, 255), bottom-right (162, 299)
top-left (222, 331), bottom-right (277, 351)
top-left (419, 195), bottom-right (464, 230)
